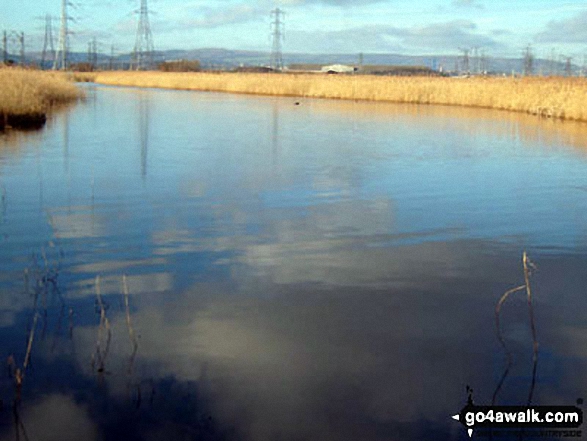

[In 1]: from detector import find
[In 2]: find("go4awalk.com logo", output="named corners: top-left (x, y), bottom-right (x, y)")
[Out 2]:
top-left (451, 403), bottom-right (583, 438)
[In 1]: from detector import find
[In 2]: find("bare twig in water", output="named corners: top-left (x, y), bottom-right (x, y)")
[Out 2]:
top-left (13, 400), bottom-right (31, 441)
top-left (134, 379), bottom-right (156, 410)
top-left (7, 355), bottom-right (15, 378)
top-left (23, 314), bottom-right (38, 371)
top-left (1, 184), bottom-right (6, 204)
top-left (68, 307), bottom-right (74, 339)
top-left (492, 251), bottom-right (539, 407)
top-left (522, 252), bottom-right (539, 406)
top-left (523, 252), bottom-right (538, 358)
top-left (92, 276), bottom-right (111, 374)
top-left (9, 246), bottom-right (67, 441)
top-left (0, 184), bottom-right (6, 223)
top-left (495, 284), bottom-right (527, 357)
top-left (7, 313), bottom-right (40, 409)
top-left (492, 284), bottom-right (526, 406)
top-left (24, 244), bottom-right (64, 346)
top-left (22, 269), bottom-right (29, 297)
top-left (122, 274), bottom-right (139, 376)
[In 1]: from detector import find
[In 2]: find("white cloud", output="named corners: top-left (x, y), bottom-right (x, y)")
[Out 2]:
top-left (535, 10), bottom-right (587, 43)
top-left (287, 20), bottom-right (504, 53)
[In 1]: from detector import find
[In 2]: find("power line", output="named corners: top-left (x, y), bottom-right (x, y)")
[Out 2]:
top-left (458, 47), bottom-right (470, 75)
top-left (269, 8), bottom-right (285, 71)
top-left (480, 49), bottom-right (488, 74)
top-left (564, 56), bottom-right (573, 77)
top-left (2, 30), bottom-right (25, 65)
top-left (523, 44), bottom-right (534, 76)
top-left (472, 46), bottom-right (481, 74)
top-left (132, 0), bottom-right (155, 70)
top-left (19, 33), bottom-right (24, 65)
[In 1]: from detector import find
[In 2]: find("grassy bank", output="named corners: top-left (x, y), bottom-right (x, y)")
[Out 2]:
top-left (0, 69), bottom-right (82, 130)
top-left (90, 71), bottom-right (587, 122)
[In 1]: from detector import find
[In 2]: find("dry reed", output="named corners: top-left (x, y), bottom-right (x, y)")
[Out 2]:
top-left (90, 71), bottom-right (587, 122)
top-left (71, 72), bottom-right (98, 83)
top-left (0, 68), bottom-right (82, 129)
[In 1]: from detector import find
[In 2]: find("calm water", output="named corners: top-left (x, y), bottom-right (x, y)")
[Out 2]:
top-left (0, 85), bottom-right (586, 440)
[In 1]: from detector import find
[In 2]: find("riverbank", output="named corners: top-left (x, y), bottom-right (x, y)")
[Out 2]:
top-left (0, 69), bottom-right (82, 130)
top-left (88, 71), bottom-right (587, 122)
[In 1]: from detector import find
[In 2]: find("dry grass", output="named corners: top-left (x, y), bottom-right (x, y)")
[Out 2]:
top-left (72, 71), bottom-right (98, 83)
top-left (0, 68), bottom-right (82, 129)
top-left (90, 71), bottom-right (587, 122)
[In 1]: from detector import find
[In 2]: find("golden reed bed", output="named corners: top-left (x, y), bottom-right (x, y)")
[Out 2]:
top-left (0, 68), bottom-right (82, 130)
top-left (90, 71), bottom-right (587, 122)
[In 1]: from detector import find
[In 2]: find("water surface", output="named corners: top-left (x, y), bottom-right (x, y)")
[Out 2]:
top-left (1, 86), bottom-right (587, 440)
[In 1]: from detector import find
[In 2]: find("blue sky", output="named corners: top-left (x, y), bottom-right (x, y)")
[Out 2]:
top-left (1, 0), bottom-right (586, 58)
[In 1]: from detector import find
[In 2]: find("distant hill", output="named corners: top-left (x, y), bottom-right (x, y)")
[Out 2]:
top-left (20, 47), bottom-right (580, 75)
top-left (164, 49), bottom-right (579, 75)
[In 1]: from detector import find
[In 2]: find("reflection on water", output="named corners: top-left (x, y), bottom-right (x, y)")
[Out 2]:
top-left (62, 110), bottom-right (70, 174)
top-left (306, 99), bottom-right (587, 156)
top-left (1, 87), bottom-right (587, 440)
top-left (139, 93), bottom-right (150, 180)
top-left (271, 102), bottom-right (281, 166)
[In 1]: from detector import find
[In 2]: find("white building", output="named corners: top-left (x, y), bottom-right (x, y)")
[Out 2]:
top-left (320, 64), bottom-right (357, 74)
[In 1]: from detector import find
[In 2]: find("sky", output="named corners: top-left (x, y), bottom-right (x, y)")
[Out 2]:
top-left (1, 0), bottom-right (586, 58)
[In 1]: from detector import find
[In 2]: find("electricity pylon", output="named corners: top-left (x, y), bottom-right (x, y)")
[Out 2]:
top-left (53, 0), bottom-right (70, 70)
top-left (41, 15), bottom-right (55, 69)
top-left (458, 48), bottom-right (470, 75)
top-left (523, 44), bottom-right (534, 76)
top-left (87, 37), bottom-right (98, 70)
top-left (269, 8), bottom-right (284, 71)
top-left (132, 0), bottom-right (155, 70)
top-left (2, 31), bottom-right (25, 65)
